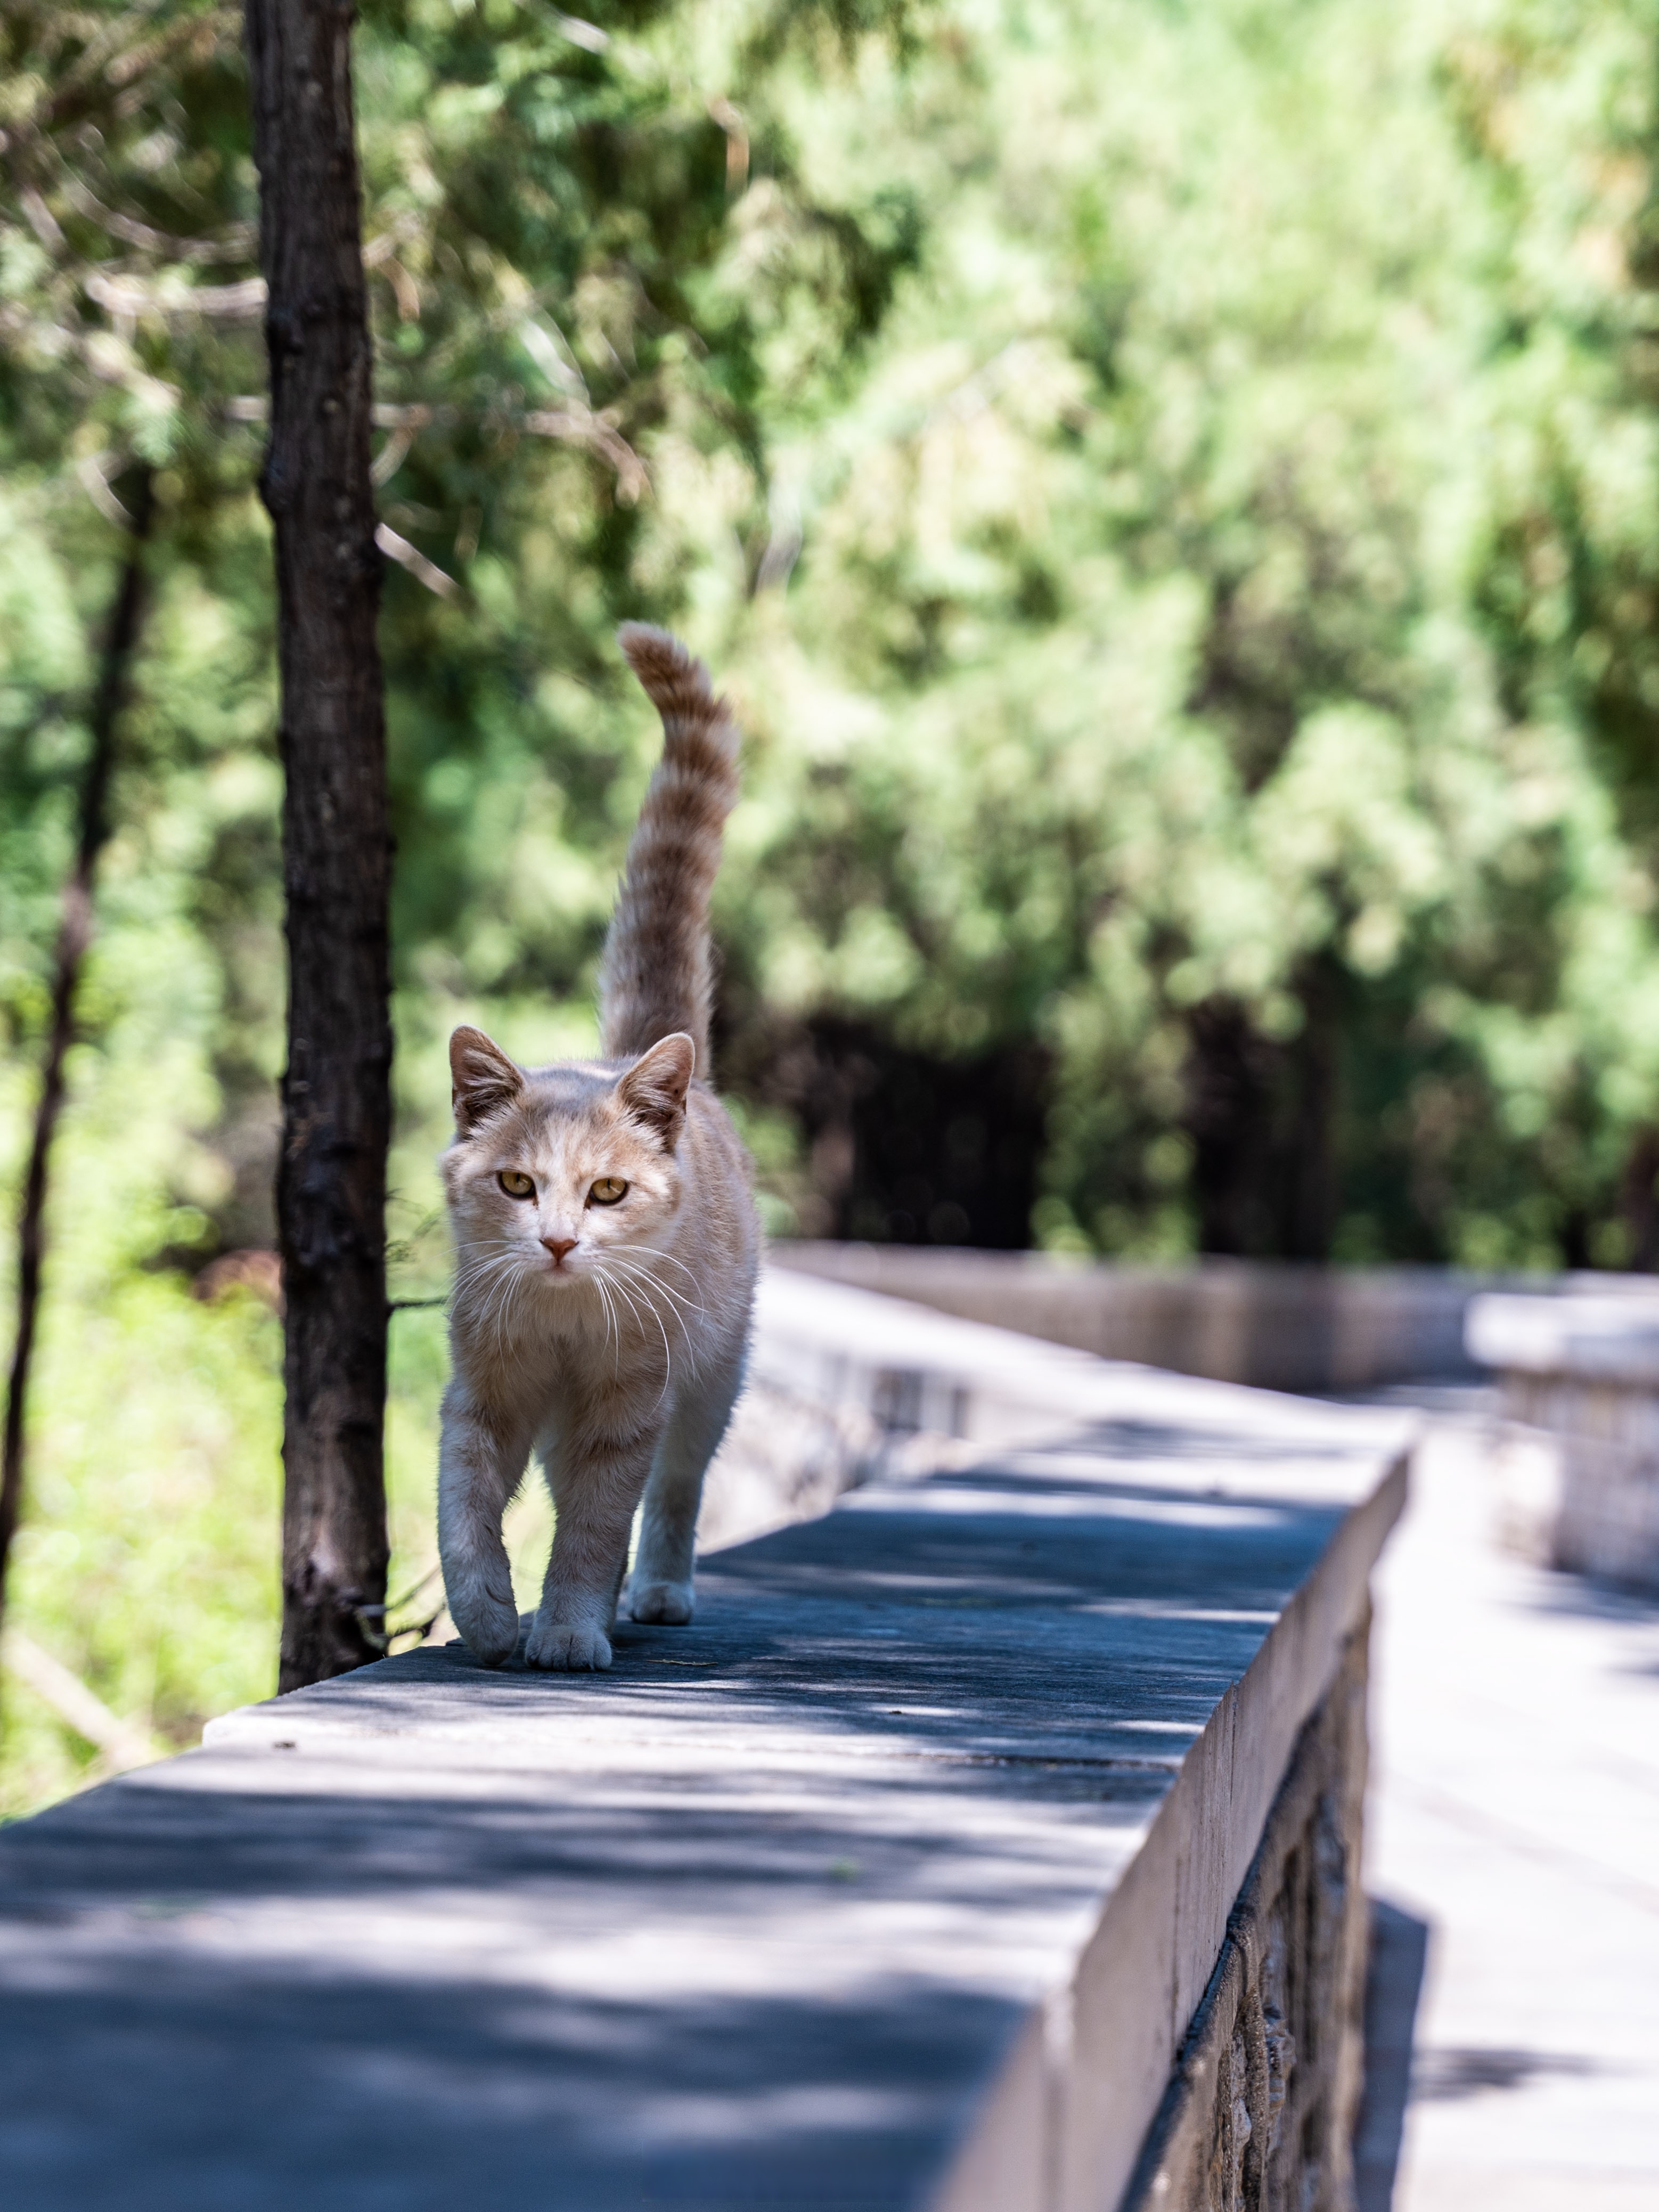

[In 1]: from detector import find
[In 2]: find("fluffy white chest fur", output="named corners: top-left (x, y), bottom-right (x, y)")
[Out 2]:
top-left (437, 627), bottom-right (759, 1670)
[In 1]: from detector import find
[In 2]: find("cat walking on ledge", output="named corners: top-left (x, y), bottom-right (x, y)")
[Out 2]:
top-left (438, 625), bottom-right (759, 1670)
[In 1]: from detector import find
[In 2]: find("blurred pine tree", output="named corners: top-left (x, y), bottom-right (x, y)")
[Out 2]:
top-left (9, 0), bottom-right (1659, 1800)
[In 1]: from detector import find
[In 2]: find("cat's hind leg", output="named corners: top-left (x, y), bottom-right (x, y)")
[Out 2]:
top-left (438, 1384), bottom-right (530, 1667)
top-left (623, 1343), bottom-right (746, 1626)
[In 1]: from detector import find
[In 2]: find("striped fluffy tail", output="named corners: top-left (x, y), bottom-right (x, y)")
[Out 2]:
top-left (599, 625), bottom-right (741, 1068)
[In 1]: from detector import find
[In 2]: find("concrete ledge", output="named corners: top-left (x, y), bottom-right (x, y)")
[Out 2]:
top-left (770, 1242), bottom-right (1503, 1392)
top-left (0, 1278), bottom-right (1410, 2211)
top-left (1467, 1291), bottom-right (1659, 1386)
top-left (772, 1242), bottom-right (1659, 1395)
top-left (1467, 1290), bottom-right (1659, 1588)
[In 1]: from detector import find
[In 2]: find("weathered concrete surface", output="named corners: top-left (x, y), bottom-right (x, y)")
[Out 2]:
top-left (0, 1284), bottom-right (1408, 2212)
top-left (1366, 1392), bottom-right (1659, 2210)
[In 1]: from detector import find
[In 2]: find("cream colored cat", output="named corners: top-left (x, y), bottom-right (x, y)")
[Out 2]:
top-left (437, 625), bottom-right (759, 1670)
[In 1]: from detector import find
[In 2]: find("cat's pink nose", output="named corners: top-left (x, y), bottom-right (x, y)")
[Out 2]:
top-left (542, 1237), bottom-right (578, 1265)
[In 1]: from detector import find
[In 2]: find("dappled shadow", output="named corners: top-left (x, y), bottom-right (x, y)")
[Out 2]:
top-left (242, 1430), bottom-right (1359, 1774)
top-left (0, 1928), bottom-right (1018, 2211)
top-left (3, 1730), bottom-right (1172, 1910)
top-left (1519, 1568), bottom-right (1659, 1633)
top-left (0, 1416), bottom-right (1390, 2210)
top-left (1514, 1564), bottom-right (1659, 1687)
top-left (0, 1752), bottom-right (1159, 2212)
top-left (1411, 2045), bottom-right (1606, 2100)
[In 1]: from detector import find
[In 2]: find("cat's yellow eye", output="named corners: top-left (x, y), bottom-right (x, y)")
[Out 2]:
top-left (588, 1177), bottom-right (628, 1206)
top-left (497, 1170), bottom-right (536, 1199)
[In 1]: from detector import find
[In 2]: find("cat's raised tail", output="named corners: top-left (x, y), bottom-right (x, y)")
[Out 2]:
top-left (599, 625), bottom-right (742, 1068)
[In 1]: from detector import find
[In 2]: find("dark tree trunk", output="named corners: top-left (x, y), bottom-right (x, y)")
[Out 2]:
top-left (1280, 956), bottom-right (1338, 1262)
top-left (1185, 999), bottom-right (1270, 1257)
top-left (712, 1010), bottom-right (1050, 1247)
top-left (1184, 967), bottom-right (1339, 1263)
top-left (0, 470), bottom-right (155, 1645)
top-left (246, 0), bottom-right (391, 1691)
top-left (1618, 1127), bottom-right (1659, 1269)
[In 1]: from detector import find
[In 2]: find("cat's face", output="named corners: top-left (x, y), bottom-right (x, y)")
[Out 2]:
top-left (442, 1028), bottom-right (695, 1299)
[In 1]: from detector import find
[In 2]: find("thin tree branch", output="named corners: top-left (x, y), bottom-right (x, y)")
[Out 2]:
top-left (1, 1627), bottom-right (158, 1771)
top-left (374, 522), bottom-right (459, 600)
top-left (55, 170), bottom-right (257, 265)
top-left (0, 468), bottom-right (156, 1650)
top-left (84, 268), bottom-right (267, 323)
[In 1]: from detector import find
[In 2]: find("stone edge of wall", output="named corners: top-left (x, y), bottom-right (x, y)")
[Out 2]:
top-left (770, 1242), bottom-right (1659, 1395)
top-left (1466, 1290), bottom-right (1659, 1384)
top-left (769, 1242), bottom-right (1488, 1393)
top-left (717, 1267), bottom-right (1411, 2212)
top-left (929, 1444), bottom-right (1407, 2212)
top-left (1116, 1618), bottom-right (1372, 2212)
top-left (1466, 1291), bottom-right (1659, 1590)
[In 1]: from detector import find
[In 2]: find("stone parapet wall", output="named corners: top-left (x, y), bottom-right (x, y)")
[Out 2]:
top-left (0, 1274), bottom-right (1410, 2212)
top-left (771, 1244), bottom-right (1506, 1394)
top-left (1121, 1620), bottom-right (1370, 2212)
top-left (1468, 1293), bottom-right (1659, 1589)
top-left (706, 1272), bottom-right (1407, 2210)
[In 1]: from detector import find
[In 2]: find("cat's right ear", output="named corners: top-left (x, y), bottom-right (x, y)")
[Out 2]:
top-left (450, 1026), bottom-right (523, 1133)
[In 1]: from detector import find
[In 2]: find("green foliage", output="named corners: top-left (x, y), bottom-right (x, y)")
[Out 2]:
top-left (0, 0), bottom-right (919, 1808)
top-left (8, 0), bottom-right (1659, 1810)
top-left (713, 0), bottom-right (1659, 1265)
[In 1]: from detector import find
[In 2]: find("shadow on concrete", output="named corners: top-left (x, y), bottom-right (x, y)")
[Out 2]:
top-left (1351, 1899), bottom-right (1613, 2212)
top-left (1354, 1897), bottom-right (1429, 2212)
top-left (1519, 1568), bottom-right (1659, 1633)
top-left (0, 1430), bottom-right (1384, 2212)
top-left (1515, 1568), bottom-right (1659, 1692)
top-left (1411, 2045), bottom-right (1607, 2100)
top-left (0, 1750), bottom-right (1171, 2212)
top-left (234, 1436), bottom-right (1362, 1775)
top-left (0, 1934), bottom-right (1015, 2210)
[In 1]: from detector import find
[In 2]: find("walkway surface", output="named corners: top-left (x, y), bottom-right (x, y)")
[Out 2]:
top-left (1363, 1392), bottom-right (1659, 2212)
top-left (0, 1325), bottom-right (1405, 2212)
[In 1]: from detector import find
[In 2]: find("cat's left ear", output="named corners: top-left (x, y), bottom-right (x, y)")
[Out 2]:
top-left (617, 1033), bottom-right (696, 1149)
top-left (450, 1025), bottom-right (523, 1133)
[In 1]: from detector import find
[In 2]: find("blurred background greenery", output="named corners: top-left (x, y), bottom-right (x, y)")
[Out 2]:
top-left (6, 0), bottom-right (1659, 1811)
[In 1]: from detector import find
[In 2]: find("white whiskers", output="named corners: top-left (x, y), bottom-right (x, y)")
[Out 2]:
top-left (448, 1231), bottom-right (713, 1406)
top-left (604, 1248), bottom-right (706, 1327)
top-left (591, 1260), bottom-right (676, 1405)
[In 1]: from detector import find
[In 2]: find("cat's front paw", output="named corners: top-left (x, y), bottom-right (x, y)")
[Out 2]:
top-left (524, 1617), bottom-right (612, 1671)
top-left (448, 1584), bottom-right (521, 1669)
top-left (622, 1577), bottom-right (695, 1626)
